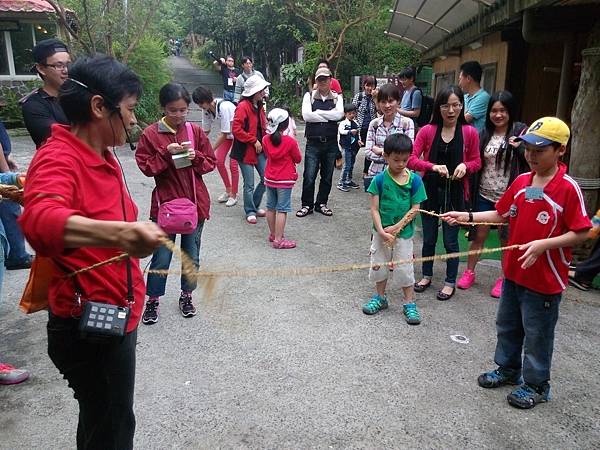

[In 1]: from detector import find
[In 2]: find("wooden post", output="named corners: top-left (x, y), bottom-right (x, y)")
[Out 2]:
top-left (570, 22), bottom-right (600, 217)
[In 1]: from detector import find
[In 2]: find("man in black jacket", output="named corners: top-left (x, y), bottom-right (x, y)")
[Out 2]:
top-left (296, 67), bottom-right (344, 217)
top-left (20, 39), bottom-right (70, 148)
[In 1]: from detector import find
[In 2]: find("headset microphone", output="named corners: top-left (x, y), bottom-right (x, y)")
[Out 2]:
top-left (118, 110), bottom-right (136, 151)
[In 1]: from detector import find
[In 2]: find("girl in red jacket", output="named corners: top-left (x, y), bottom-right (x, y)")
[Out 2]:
top-left (263, 108), bottom-right (302, 249)
top-left (407, 85), bottom-right (481, 301)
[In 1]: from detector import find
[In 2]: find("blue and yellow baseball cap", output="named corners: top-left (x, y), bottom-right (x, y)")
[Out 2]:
top-left (516, 117), bottom-right (570, 146)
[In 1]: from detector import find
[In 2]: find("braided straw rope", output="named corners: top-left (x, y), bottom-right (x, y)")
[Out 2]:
top-left (65, 209), bottom-right (513, 291)
top-left (0, 184), bottom-right (24, 205)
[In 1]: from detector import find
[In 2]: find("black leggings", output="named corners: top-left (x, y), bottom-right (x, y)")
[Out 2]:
top-left (360, 127), bottom-right (370, 174)
top-left (47, 313), bottom-right (137, 450)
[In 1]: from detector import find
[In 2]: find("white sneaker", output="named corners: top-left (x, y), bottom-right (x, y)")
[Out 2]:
top-left (217, 192), bottom-right (229, 203)
top-left (225, 196), bottom-right (238, 207)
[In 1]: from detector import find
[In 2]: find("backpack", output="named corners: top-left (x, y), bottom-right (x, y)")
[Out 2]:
top-left (410, 88), bottom-right (434, 127)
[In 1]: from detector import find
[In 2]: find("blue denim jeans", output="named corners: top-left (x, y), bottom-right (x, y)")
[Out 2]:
top-left (301, 139), bottom-right (338, 209)
top-left (146, 221), bottom-right (204, 297)
top-left (494, 279), bottom-right (561, 386)
top-left (223, 90), bottom-right (235, 102)
top-left (0, 200), bottom-right (29, 265)
top-left (239, 152), bottom-right (266, 217)
top-left (339, 148), bottom-right (357, 186)
top-left (420, 212), bottom-right (459, 285)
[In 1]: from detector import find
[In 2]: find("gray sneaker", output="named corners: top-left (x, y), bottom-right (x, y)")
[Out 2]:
top-left (0, 363), bottom-right (30, 385)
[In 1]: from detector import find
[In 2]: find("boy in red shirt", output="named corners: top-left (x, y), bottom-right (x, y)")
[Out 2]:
top-left (443, 117), bottom-right (591, 409)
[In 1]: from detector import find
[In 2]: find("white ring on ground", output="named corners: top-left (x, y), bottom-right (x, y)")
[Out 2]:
top-left (450, 334), bottom-right (470, 344)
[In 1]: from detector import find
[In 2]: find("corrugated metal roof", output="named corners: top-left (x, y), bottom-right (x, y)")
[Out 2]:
top-left (385, 0), bottom-right (499, 51)
top-left (0, 0), bottom-right (55, 14)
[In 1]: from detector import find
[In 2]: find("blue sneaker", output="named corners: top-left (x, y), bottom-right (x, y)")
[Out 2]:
top-left (507, 383), bottom-right (551, 409)
top-left (478, 367), bottom-right (522, 388)
top-left (362, 294), bottom-right (388, 315)
top-left (403, 302), bottom-right (421, 325)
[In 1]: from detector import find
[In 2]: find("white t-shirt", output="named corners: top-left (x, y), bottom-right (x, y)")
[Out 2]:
top-left (201, 98), bottom-right (236, 139)
top-left (479, 134), bottom-right (510, 202)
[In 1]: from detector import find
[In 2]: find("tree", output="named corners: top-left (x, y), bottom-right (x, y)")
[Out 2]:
top-left (46, 0), bottom-right (163, 62)
top-left (284, 0), bottom-right (387, 66)
top-left (570, 21), bottom-right (600, 217)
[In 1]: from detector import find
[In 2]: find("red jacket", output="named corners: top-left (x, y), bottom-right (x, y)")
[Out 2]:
top-left (135, 120), bottom-right (216, 221)
top-left (407, 124), bottom-right (481, 200)
top-left (19, 124), bottom-right (145, 332)
top-left (263, 135), bottom-right (302, 188)
top-left (231, 99), bottom-right (267, 165)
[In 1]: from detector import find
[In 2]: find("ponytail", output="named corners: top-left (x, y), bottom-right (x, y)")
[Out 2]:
top-left (271, 117), bottom-right (289, 147)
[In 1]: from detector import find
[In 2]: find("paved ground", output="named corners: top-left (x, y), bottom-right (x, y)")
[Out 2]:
top-left (1, 57), bottom-right (599, 449)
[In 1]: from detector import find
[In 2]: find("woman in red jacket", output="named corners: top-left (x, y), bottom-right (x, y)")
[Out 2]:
top-left (407, 85), bottom-right (481, 301)
top-left (19, 55), bottom-right (164, 450)
top-left (135, 83), bottom-right (216, 324)
top-left (231, 74), bottom-right (270, 224)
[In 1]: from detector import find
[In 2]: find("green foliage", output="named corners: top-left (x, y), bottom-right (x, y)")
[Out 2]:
top-left (122, 36), bottom-right (172, 126)
top-left (190, 40), bottom-right (220, 69)
top-left (0, 81), bottom-right (41, 128)
top-left (268, 79), bottom-right (302, 119)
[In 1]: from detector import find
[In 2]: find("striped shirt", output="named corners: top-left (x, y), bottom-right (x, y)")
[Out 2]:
top-left (364, 113), bottom-right (415, 176)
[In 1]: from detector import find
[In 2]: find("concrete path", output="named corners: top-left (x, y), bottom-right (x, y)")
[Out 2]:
top-left (1, 57), bottom-right (599, 449)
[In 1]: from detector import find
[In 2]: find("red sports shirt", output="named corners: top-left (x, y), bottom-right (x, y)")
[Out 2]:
top-left (495, 162), bottom-right (591, 294)
top-left (19, 125), bottom-right (145, 332)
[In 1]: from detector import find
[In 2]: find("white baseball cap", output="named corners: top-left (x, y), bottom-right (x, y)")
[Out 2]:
top-left (266, 108), bottom-right (289, 134)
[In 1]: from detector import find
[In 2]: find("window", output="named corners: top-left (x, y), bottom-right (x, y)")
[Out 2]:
top-left (34, 22), bottom-right (56, 43)
top-left (11, 24), bottom-right (35, 75)
top-left (0, 33), bottom-right (9, 75)
top-left (482, 63), bottom-right (497, 94)
top-left (434, 71), bottom-right (455, 96)
top-left (0, 21), bottom-right (56, 78)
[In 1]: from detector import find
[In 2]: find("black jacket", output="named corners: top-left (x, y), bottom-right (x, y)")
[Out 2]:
top-left (20, 88), bottom-right (68, 148)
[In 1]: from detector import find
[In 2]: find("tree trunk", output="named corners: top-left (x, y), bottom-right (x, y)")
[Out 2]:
top-left (570, 21), bottom-right (600, 217)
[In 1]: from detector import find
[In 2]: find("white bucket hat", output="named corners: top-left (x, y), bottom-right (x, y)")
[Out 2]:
top-left (241, 75), bottom-right (271, 98)
top-left (266, 108), bottom-right (289, 134)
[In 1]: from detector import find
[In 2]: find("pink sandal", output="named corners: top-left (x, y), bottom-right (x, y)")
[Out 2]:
top-left (272, 239), bottom-right (296, 249)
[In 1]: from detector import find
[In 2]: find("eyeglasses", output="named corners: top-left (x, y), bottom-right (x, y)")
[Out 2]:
top-left (43, 62), bottom-right (70, 72)
top-left (440, 103), bottom-right (462, 111)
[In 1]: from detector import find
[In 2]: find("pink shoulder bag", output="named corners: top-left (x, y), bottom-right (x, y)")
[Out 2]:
top-left (156, 122), bottom-right (199, 234)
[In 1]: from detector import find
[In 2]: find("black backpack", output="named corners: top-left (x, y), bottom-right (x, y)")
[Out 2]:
top-left (410, 88), bottom-right (434, 127)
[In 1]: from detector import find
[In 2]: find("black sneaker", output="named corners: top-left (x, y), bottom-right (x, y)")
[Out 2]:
top-left (507, 383), bottom-right (551, 409)
top-left (347, 181), bottom-right (360, 189)
top-left (179, 292), bottom-right (196, 317)
top-left (337, 184), bottom-right (350, 192)
top-left (142, 299), bottom-right (159, 325)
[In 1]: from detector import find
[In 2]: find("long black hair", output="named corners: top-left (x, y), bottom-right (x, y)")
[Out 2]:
top-left (270, 118), bottom-right (290, 146)
top-left (430, 85), bottom-right (466, 126)
top-left (482, 90), bottom-right (520, 175)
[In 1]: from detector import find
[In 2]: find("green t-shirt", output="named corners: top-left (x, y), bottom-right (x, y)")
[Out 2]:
top-left (367, 168), bottom-right (427, 239)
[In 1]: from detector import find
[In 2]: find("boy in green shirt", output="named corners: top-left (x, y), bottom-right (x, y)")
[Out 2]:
top-left (363, 133), bottom-right (427, 324)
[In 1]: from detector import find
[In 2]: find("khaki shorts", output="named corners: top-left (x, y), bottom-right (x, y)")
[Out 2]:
top-left (369, 234), bottom-right (415, 286)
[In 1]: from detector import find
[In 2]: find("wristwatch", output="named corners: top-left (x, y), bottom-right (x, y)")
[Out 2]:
top-left (468, 211), bottom-right (473, 223)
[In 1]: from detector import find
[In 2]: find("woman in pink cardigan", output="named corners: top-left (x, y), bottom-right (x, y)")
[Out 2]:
top-left (408, 85), bottom-right (481, 301)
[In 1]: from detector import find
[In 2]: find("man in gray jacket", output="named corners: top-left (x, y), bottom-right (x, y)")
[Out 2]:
top-left (234, 56), bottom-right (268, 103)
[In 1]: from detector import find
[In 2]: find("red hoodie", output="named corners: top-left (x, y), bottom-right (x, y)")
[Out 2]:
top-left (263, 134), bottom-right (302, 189)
